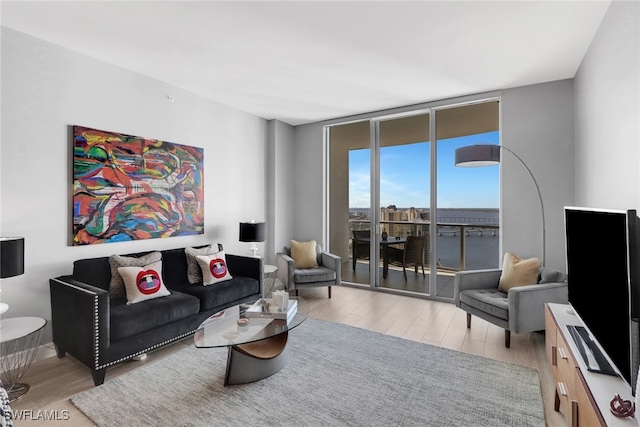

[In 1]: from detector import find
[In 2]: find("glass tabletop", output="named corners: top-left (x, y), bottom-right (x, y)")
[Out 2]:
top-left (193, 296), bottom-right (309, 348)
top-left (0, 317), bottom-right (47, 343)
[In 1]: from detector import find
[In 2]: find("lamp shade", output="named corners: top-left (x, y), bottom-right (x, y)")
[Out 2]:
top-left (1, 237), bottom-right (25, 278)
top-left (454, 144), bottom-right (501, 167)
top-left (239, 222), bottom-right (266, 243)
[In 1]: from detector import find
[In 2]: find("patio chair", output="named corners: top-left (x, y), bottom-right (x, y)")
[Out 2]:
top-left (352, 230), bottom-right (370, 271)
top-left (388, 235), bottom-right (428, 280)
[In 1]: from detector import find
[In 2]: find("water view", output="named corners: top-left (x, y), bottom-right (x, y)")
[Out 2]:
top-left (350, 207), bottom-right (499, 270)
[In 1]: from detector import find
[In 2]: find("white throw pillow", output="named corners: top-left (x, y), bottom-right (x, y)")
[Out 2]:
top-left (185, 245), bottom-right (219, 284)
top-left (196, 251), bottom-right (233, 286)
top-left (108, 251), bottom-right (162, 298)
top-left (118, 260), bottom-right (171, 304)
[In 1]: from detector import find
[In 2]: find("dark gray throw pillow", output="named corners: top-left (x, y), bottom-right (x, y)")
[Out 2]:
top-left (185, 245), bottom-right (217, 284)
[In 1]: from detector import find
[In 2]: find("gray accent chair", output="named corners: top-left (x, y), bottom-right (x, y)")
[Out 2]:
top-left (276, 243), bottom-right (341, 298)
top-left (454, 267), bottom-right (567, 347)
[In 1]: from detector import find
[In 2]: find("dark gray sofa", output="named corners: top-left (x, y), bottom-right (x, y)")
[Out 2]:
top-left (49, 244), bottom-right (262, 386)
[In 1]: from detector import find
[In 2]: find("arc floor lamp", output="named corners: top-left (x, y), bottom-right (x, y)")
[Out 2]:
top-left (454, 144), bottom-right (545, 266)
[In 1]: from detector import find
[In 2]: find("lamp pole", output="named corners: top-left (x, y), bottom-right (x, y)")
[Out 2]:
top-left (497, 145), bottom-right (546, 266)
top-left (454, 144), bottom-right (546, 266)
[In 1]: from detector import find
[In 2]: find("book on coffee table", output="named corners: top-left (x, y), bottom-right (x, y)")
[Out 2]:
top-left (245, 299), bottom-right (298, 321)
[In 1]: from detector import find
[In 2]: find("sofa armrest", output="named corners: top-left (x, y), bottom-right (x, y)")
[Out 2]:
top-left (453, 269), bottom-right (503, 306)
top-left (276, 253), bottom-right (296, 291)
top-left (49, 275), bottom-right (110, 368)
top-left (225, 254), bottom-right (263, 294)
top-left (320, 252), bottom-right (342, 285)
top-left (508, 282), bottom-right (568, 333)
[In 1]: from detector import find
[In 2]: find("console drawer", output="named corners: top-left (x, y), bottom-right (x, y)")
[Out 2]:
top-left (545, 305), bottom-right (558, 377)
top-left (574, 369), bottom-right (604, 426)
top-left (556, 328), bottom-right (576, 392)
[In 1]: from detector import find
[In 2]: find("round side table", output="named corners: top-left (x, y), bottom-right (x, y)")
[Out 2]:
top-left (0, 316), bottom-right (46, 402)
top-left (264, 264), bottom-right (283, 296)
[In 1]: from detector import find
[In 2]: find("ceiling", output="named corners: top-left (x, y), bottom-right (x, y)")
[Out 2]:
top-left (1, 1), bottom-right (611, 126)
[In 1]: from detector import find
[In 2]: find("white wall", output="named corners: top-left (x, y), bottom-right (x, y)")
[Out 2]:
top-left (267, 119), bottom-right (295, 261)
top-left (292, 122), bottom-right (325, 244)
top-left (0, 28), bottom-right (270, 342)
top-left (574, 0), bottom-right (640, 210)
top-left (501, 80), bottom-right (575, 272)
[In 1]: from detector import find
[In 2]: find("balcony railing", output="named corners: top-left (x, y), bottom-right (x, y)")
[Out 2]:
top-left (349, 219), bottom-right (499, 272)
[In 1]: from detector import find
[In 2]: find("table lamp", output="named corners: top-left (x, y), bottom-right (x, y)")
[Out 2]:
top-left (0, 237), bottom-right (25, 315)
top-left (239, 222), bottom-right (266, 257)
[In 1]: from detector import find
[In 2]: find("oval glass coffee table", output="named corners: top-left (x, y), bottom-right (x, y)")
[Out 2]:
top-left (194, 297), bottom-right (309, 386)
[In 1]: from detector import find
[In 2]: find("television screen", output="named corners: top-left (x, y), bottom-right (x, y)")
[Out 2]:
top-left (565, 207), bottom-right (639, 389)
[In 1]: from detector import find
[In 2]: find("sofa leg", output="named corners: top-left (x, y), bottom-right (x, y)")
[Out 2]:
top-left (466, 313), bottom-right (471, 329)
top-left (54, 344), bottom-right (66, 358)
top-left (505, 330), bottom-right (511, 348)
top-left (328, 286), bottom-right (332, 298)
top-left (92, 368), bottom-right (106, 386)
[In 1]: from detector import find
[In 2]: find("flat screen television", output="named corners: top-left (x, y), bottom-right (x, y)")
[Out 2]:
top-left (565, 207), bottom-right (640, 393)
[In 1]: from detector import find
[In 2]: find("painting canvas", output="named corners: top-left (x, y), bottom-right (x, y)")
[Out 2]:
top-left (73, 126), bottom-right (204, 245)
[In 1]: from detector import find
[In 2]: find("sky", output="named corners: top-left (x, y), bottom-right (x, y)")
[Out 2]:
top-left (349, 131), bottom-right (500, 209)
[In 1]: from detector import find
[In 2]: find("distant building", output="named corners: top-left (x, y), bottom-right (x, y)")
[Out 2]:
top-left (379, 206), bottom-right (429, 238)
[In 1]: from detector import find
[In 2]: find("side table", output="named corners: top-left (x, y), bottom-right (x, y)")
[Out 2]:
top-left (0, 316), bottom-right (46, 402)
top-left (264, 264), bottom-right (283, 296)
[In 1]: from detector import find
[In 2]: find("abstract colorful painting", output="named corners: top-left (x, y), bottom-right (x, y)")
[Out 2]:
top-left (72, 126), bottom-right (204, 245)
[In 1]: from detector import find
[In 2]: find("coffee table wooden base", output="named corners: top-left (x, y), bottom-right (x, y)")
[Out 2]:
top-left (224, 332), bottom-right (289, 386)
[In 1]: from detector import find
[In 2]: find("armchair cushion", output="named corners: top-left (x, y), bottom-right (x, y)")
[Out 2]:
top-left (498, 253), bottom-right (541, 292)
top-left (459, 289), bottom-right (509, 321)
top-left (290, 240), bottom-right (319, 268)
top-left (294, 266), bottom-right (337, 284)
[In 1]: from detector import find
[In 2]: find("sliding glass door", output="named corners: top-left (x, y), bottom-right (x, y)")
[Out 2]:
top-left (378, 113), bottom-right (430, 293)
top-left (328, 98), bottom-right (500, 299)
top-left (329, 121), bottom-right (373, 287)
top-left (434, 103), bottom-right (500, 297)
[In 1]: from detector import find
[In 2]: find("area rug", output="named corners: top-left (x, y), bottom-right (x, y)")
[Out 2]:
top-left (71, 319), bottom-right (545, 427)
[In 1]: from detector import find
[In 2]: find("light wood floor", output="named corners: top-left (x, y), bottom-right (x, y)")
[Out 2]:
top-left (11, 286), bottom-right (566, 426)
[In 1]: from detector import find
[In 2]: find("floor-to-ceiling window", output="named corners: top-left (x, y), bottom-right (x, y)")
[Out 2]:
top-left (328, 97), bottom-right (500, 299)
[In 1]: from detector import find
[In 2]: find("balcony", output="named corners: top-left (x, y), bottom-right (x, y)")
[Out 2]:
top-left (343, 220), bottom-right (499, 299)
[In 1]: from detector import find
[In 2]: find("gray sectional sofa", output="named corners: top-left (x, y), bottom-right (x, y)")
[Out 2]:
top-left (49, 244), bottom-right (262, 385)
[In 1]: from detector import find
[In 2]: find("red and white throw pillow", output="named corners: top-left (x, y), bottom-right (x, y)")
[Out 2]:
top-left (196, 251), bottom-right (233, 286)
top-left (117, 260), bottom-right (171, 304)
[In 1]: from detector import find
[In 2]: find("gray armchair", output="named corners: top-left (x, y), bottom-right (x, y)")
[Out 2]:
top-left (276, 243), bottom-right (341, 298)
top-left (454, 267), bottom-right (567, 347)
